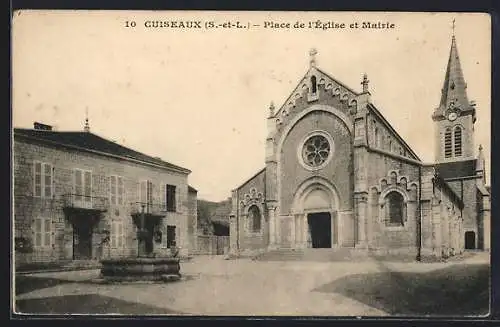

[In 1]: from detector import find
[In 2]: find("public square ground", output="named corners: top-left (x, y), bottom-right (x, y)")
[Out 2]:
top-left (14, 251), bottom-right (490, 317)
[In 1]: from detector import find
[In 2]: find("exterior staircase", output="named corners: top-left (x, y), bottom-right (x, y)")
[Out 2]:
top-left (253, 248), bottom-right (370, 262)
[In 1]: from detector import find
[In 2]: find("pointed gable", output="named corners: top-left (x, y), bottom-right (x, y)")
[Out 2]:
top-left (271, 66), bottom-right (360, 132)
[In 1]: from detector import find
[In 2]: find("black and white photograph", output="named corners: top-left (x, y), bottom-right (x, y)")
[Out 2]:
top-left (11, 11), bottom-right (491, 317)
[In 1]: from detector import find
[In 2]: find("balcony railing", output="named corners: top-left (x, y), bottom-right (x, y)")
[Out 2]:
top-left (62, 193), bottom-right (110, 211)
top-left (130, 202), bottom-right (167, 216)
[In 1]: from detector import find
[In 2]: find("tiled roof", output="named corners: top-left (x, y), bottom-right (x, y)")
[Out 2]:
top-left (368, 104), bottom-right (421, 161)
top-left (435, 160), bottom-right (477, 180)
top-left (14, 128), bottom-right (191, 173)
top-left (477, 183), bottom-right (489, 196)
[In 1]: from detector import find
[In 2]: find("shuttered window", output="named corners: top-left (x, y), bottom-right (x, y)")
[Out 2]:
top-left (110, 175), bottom-right (124, 205)
top-left (111, 220), bottom-right (125, 248)
top-left (166, 185), bottom-right (177, 212)
top-left (139, 180), bottom-right (153, 204)
top-left (33, 162), bottom-right (53, 198)
top-left (33, 217), bottom-right (52, 248)
top-left (74, 169), bottom-right (92, 206)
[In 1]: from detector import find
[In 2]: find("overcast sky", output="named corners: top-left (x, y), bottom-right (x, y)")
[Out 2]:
top-left (12, 11), bottom-right (491, 202)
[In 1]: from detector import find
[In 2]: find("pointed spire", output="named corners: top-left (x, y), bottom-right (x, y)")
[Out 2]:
top-left (309, 48), bottom-right (318, 68)
top-left (361, 73), bottom-right (369, 93)
top-left (452, 18), bottom-right (456, 38)
top-left (477, 144), bottom-right (486, 180)
top-left (438, 21), bottom-right (470, 112)
top-left (268, 101), bottom-right (275, 117)
top-left (477, 144), bottom-right (485, 167)
top-left (84, 108), bottom-right (90, 132)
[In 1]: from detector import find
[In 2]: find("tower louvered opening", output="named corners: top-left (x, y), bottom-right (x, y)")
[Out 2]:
top-left (454, 126), bottom-right (462, 157)
top-left (444, 128), bottom-right (452, 158)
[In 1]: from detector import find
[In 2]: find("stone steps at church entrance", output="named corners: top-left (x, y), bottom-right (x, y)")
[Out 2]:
top-left (252, 248), bottom-right (370, 262)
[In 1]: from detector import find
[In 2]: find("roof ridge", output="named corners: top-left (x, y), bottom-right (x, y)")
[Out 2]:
top-left (14, 128), bottom-right (191, 174)
top-left (367, 103), bottom-right (421, 162)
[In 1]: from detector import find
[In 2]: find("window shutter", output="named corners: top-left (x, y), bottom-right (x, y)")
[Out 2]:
top-left (118, 177), bottom-right (124, 205)
top-left (138, 181), bottom-right (141, 204)
top-left (44, 164), bottom-right (52, 198)
top-left (44, 218), bottom-right (51, 247)
top-left (34, 162), bottom-right (42, 197)
top-left (139, 181), bottom-right (147, 204)
top-left (175, 186), bottom-right (179, 212)
top-left (74, 170), bottom-right (83, 202)
top-left (34, 219), bottom-right (42, 247)
top-left (121, 223), bottom-right (125, 247)
top-left (51, 224), bottom-right (55, 248)
top-left (51, 166), bottom-right (55, 198)
top-left (118, 223), bottom-right (123, 247)
top-left (111, 222), bottom-right (116, 247)
top-left (161, 184), bottom-right (166, 210)
top-left (109, 176), bottom-right (114, 205)
top-left (161, 225), bottom-right (167, 247)
top-left (84, 171), bottom-right (92, 203)
top-left (147, 180), bottom-right (153, 205)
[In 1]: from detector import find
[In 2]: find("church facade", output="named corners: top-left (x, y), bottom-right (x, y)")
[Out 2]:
top-left (228, 35), bottom-right (490, 259)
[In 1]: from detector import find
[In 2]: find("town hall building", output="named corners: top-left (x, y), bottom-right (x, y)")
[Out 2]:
top-left (228, 33), bottom-right (490, 260)
top-left (13, 119), bottom-right (198, 267)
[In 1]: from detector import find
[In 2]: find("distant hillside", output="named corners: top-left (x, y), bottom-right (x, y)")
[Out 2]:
top-left (197, 198), bottom-right (232, 235)
top-left (211, 198), bottom-right (231, 225)
top-left (197, 199), bottom-right (218, 235)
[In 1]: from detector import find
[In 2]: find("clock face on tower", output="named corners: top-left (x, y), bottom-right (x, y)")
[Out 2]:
top-left (448, 112), bottom-right (458, 121)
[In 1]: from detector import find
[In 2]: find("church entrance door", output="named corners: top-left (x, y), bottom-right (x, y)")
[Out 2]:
top-left (465, 231), bottom-right (476, 250)
top-left (307, 212), bottom-right (332, 248)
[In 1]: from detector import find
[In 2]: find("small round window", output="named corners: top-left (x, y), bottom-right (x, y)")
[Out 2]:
top-left (299, 131), bottom-right (334, 170)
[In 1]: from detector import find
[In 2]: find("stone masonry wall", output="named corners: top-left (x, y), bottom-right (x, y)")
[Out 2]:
top-left (14, 138), bottom-right (192, 265)
top-left (235, 169), bottom-right (267, 251)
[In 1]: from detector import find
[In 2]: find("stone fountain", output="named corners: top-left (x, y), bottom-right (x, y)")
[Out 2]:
top-left (100, 204), bottom-right (181, 282)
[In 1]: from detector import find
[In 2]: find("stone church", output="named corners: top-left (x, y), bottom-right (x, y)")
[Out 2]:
top-left (228, 33), bottom-right (490, 259)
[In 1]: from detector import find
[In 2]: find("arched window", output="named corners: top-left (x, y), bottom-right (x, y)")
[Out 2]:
top-left (454, 126), bottom-right (462, 157)
top-left (248, 205), bottom-right (261, 232)
top-left (444, 128), bottom-right (452, 158)
top-left (310, 75), bottom-right (317, 94)
top-left (385, 191), bottom-right (405, 226)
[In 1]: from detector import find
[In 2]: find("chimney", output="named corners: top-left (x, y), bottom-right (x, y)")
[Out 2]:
top-left (33, 122), bottom-right (53, 131)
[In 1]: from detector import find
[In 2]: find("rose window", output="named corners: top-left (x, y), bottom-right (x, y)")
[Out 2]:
top-left (302, 135), bottom-right (331, 167)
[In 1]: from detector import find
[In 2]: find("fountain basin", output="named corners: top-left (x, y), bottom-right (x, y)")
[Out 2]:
top-left (100, 257), bottom-right (181, 282)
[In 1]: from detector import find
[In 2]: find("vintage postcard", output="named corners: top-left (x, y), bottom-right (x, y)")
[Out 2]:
top-left (11, 10), bottom-right (491, 317)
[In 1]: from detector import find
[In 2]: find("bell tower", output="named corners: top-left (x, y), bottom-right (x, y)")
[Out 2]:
top-left (432, 21), bottom-right (477, 163)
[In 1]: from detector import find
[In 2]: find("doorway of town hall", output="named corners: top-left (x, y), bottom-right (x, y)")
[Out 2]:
top-left (307, 212), bottom-right (332, 248)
